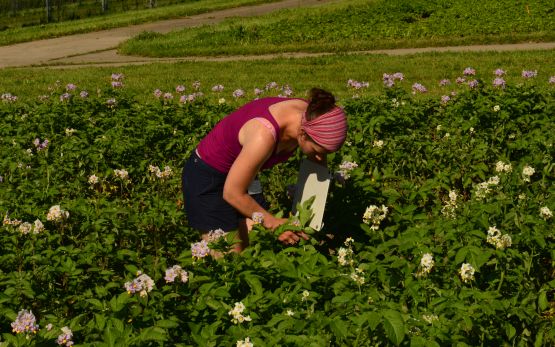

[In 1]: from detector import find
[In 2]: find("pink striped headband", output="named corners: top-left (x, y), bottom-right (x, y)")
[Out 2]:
top-left (300, 106), bottom-right (347, 152)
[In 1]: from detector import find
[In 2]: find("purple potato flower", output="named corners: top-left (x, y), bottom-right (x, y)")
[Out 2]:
top-left (11, 309), bottom-right (39, 334)
top-left (191, 240), bottom-right (210, 259)
top-left (232, 89), bottom-right (245, 99)
top-left (493, 77), bottom-right (506, 89)
top-left (212, 85), bottom-right (224, 92)
top-left (521, 70), bottom-right (537, 78)
top-left (463, 67), bottom-right (476, 76)
top-left (412, 83), bottom-right (427, 94)
top-left (467, 79), bottom-right (479, 89)
top-left (439, 79), bottom-right (451, 86)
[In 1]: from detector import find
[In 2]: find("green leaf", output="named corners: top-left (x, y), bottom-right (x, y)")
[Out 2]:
top-left (103, 326), bottom-right (116, 347)
top-left (243, 274), bottom-right (264, 297)
top-left (109, 292), bottom-right (129, 312)
top-left (366, 312), bottom-right (381, 331)
top-left (139, 326), bottom-right (168, 342)
top-left (382, 309), bottom-right (405, 346)
top-left (87, 298), bottom-right (105, 310)
top-left (454, 247), bottom-right (469, 264)
top-left (504, 322), bottom-right (516, 340)
top-left (538, 291), bottom-right (548, 311)
top-left (329, 318), bottom-right (349, 339)
top-left (156, 319), bottom-right (179, 329)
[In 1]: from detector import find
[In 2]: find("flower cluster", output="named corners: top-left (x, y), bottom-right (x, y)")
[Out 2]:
top-left (439, 79), bottom-right (451, 86)
top-left (11, 309), bottom-right (39, 334)
top-left (494, 68), bottom-right (506, 76)
top-left (191, 240), bottom-right (210, 260)
top-left (486, 226), bottom-right (512, 250)
top-left (336, 161), bottom-right (358, 181)
top-left (232, 89), bottom-right (245, 99)
top-left (3, 214), bottom-right (22, 226)
top-left (148, 165), bottom-right (172, 179)
top-left (65, 128), bottom-right (76, 136)
top-left (473, 176), bottom-right (500, 200)
top-left (337, 238), bottom-right (354, 266)
top-left (422, 314), bottom-right (439, 324)
top-left (60, 93), bottom-right (71, 102)
top-left (415, 253), bottom-right (435, 278)
top-left (33, 138), bottom-right (49, 151)
top-left (467, 79), bottom-right (479, 89)
top-left (88, 174), bottom-right (99, 185)
top-left (113, 169), bottom-right (129, 180)
top-left (164, 265), bottom-right (189, 283)
top-left (17, 219), bottom-right (44, 234)
top-left (411, 83), bottom-right (427, 94)
top-left (111, 73), bottom-right (124, 88)
top-left (1, 92), bottom-right (18, 102)
top-left (539, 206), bottom-right (552, 220)
top-left (373, 139), bottom-right (384, 148)
top-left (362, 205), bottom-right (388, 230)
top-left (251, 212), bottom-right (264, 224)
top-left (347, 79), bottom-right (369, 90)
top-left (237, 337), bottom-right (254, 347)
top-left (463, 67), bottom-right (476, 76)
top-left (301, 290), bottom-right (310, 301)
top-left (124, 271), bottom-right (155, 297)
top-left (441, 190), bottom-right (458, 218)
top-left (206, 228), bottom-right (228, 243)
top-left (522, 165), bottom-right (535, 182)
top-left (47, 205), bottom-right (69, 222)
top-left (56, 326), bottom-right (74, 346)
top-left (459, 263), bottom-right (475, 283)
top-left (278, 85), bottom-right (294, 98)
top-left (521, 70), bottom-right (537, 79)
top-left (495, 160), bottom-right (512, 173)
top-left (492, 77), bottom-right (506, 89)
top-left (350, 267), bottom-right (365, 285)
top-left (106, 98), bottom-right (117, 107)
top-left (493, 105), bottom-right (501, 112)
top-left (383, 72), bottom-right (404, 87)
top-left (228, 302), bottom-right (252, 324)
top-left (179, 92), bottom-right (204, 103)
top-left (211, 84), bottom-right (224, 92)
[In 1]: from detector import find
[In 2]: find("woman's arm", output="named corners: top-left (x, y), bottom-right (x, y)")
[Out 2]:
top-left (223, 120), bottom-right (286, 230)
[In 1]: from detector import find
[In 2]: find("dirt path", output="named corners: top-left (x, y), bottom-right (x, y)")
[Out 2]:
top-left (1, 0), bottom-right (554, 69)
top-left (0, 0), bottom-right (339, 69)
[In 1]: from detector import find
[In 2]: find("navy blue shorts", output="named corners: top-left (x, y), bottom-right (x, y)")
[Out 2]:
top-left (181, 151), bottom-right (269, 232)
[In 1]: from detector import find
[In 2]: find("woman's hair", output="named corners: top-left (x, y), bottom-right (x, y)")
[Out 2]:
top-left (305, 88), bottom-right (336, 121)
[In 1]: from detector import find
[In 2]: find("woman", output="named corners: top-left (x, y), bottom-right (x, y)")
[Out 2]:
top-left (182, 87), bottom-right (347, 249)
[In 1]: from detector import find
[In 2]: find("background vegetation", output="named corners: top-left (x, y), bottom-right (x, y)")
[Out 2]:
top-left (0, 0), bottom-right (279, 46)
top-left (119, 0), bottom-right (555, 57)
top-left (1, 50), bottom-right (554, 102)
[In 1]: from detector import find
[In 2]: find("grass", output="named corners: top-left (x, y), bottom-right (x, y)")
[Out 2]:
top-left (119, 0), bottom-right (555, 57)
top-left (1, 50), bottom-right (554, 103)
top-left (0, 0), bottom-right (280, 46)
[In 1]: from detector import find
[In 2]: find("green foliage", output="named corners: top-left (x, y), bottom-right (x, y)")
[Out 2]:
top-left (120, 0), bottom-right (555, 57)
top-left (0, 0), bottom-right (280, 46)
top-left (0, 74), bottom-right (554, 346)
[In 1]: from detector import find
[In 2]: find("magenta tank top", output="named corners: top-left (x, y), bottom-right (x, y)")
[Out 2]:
top-left (197, 97), bottom-right (301, 173)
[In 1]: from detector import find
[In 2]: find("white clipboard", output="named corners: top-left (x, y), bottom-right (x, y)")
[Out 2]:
top-left (291, 159), bottom-right (331, 231)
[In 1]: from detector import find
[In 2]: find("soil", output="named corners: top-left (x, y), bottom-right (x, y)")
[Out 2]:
top-left (0, 0), bottom-right (554, 69)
